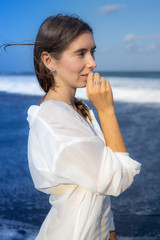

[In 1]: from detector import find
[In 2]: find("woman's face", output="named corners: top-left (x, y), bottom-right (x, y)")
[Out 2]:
top-left (54, 32), bottom-right (97, 89)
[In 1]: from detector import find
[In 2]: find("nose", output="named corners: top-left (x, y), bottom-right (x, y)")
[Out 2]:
top-left (86, 54), bottom-right (97, 70)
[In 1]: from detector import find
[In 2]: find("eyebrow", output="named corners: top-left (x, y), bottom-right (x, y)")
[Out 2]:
top-left (73, 45), bottom-right (96, 54)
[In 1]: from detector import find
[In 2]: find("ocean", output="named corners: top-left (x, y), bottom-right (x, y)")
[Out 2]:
top-left (0, 72), bottom-right (160, 240)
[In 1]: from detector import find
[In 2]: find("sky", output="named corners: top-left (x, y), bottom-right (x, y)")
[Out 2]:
top-left (0, 0), bottom-right (160, 72)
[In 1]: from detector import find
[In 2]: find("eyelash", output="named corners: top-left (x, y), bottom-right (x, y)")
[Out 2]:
top-left (91, 49), bottom-right (96, 56)
top-left (78, 52), bottom-right (85, 57)
top-left (78, 49), bottom-right (96, 57)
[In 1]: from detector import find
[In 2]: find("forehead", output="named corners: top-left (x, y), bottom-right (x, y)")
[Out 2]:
top-left (66, 32), bottom-right (95, 51)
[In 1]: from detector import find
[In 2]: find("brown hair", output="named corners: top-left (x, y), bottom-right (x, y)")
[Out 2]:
top-left (1, 14), bottom-right (94, 123)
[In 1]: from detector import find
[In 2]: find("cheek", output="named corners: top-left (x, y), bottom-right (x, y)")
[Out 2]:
top-left (64, 59), bottom-right (84, 73)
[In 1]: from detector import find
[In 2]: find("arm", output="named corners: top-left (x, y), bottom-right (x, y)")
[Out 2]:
top-left (27, 102), bottom-right (141, 196)
top-left (86, 72), bottom-right (127, 152)
top-left (98, 109), bottom-right (127, 152)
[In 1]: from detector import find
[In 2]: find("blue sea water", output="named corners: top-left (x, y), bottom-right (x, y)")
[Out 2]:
top-left (0, 72), bottom-right (160, 240)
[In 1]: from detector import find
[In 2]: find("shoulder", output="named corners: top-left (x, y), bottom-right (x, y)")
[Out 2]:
top-left (39, 100), bottom-right (71, 117)
top-left (27, 100), bottom-right (72, 128)
top-left (27, 100), bottom-right (99, 139)
top-left (37, 100), bottom-right (74, 123)
top-left (37, 100), bottom-right (89, 129)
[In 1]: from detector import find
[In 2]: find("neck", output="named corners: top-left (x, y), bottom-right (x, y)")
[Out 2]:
top-left (44, 86), bottom-right (77, 107)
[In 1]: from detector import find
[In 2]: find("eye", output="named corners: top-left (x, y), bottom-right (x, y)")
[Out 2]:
top-left (91, 49), bottom-right (96, 59)
top-left (91, 49), bottom-right (96, 56)
top-left (78, 51), bottom-right (85, 57)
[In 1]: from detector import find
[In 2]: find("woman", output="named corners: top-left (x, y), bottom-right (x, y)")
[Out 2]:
top-left (25, 15), bottom-right (140, 239)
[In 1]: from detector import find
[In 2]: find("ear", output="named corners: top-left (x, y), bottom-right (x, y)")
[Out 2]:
top-left (41, 51), bottom-right (55, 71)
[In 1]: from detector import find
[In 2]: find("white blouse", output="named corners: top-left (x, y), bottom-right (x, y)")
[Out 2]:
top-left (27, 100), bottom-right (141, 240)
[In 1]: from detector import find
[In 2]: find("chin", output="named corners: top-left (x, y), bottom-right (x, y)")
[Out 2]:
top-left (82, 80), bottom-right (87, 87)
top-left (74, 81), bottom-right (87, 89)
top-left (79, 83), bottom-right (87, 88)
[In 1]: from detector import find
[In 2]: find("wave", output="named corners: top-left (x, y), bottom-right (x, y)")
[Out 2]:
top-left (0, 218), bottom-right (158, 240)
top-left (0, 75), bottom-right (43, 96)
top-left (0, 218), bottom-right (38, 240)
top-left (0, 75), bottom-right (160, 104)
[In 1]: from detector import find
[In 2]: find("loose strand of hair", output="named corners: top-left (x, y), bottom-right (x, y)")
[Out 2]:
top-left (0, 42), bottom-right (35, 52)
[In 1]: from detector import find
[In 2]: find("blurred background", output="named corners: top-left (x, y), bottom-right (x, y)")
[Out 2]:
top-left (0, 0), bottom-right (160, 239)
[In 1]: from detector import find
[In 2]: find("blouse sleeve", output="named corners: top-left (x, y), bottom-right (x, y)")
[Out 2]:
top-left (27, 102), bottom-right (141, 197)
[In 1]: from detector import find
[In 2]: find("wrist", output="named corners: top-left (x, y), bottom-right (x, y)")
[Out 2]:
top-left (97, 107), bottom-right (115, 118)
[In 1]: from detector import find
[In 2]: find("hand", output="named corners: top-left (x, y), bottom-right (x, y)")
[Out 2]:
top-left (86, 72), bottom-right (114, 114)
top-left (109, 230), bottom-right (118, 240)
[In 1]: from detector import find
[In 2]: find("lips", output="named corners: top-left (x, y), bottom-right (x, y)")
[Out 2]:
top-left (81, 71), bottom-right (93, 77)
top-left (81, 73), bottom-right (89, 77)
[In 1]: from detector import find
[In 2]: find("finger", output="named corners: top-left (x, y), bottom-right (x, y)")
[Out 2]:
top-left (86, 72), bottom-right (94, 94)
top-left (93, 72), bottom-right (100, 85)
top-left (93, 72), bottom-right (101, 88)
top-left (106, 80), bottom-right (112, 91)
top-left (93, 72), bottom-right (100, 81)
top-left (106, 81), bottom-right (114, 100)
top-left (100, 77), bottom-right (106, 91)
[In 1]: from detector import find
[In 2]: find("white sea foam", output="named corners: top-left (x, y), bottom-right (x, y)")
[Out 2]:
top-left (0, 218), bottom-right (38, 240)
top-left (0, 75), bottom-right (160, 104)
top-left (0, 218), bottom-right (159, 240)
top-left (0, 75), bottom-right (43, 96)
top-left (108, 77), bottom-right (160, 104)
